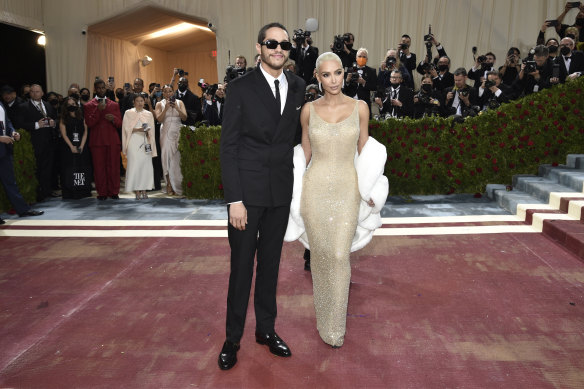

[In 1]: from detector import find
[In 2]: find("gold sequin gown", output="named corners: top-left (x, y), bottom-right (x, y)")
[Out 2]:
top-left (301, 100), bottom-right (360, 347)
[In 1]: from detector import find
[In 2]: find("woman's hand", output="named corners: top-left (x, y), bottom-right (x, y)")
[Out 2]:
top-left (70, 145), bottom-right (79, 154)
top-left (367, 198), bottom-right (375, 207)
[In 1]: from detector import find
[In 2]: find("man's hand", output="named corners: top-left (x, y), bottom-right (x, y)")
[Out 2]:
top-left (0, 135), bottom-right (14, 144)
top-left (374, 97), bottom-right (383, 108)
top-left (358, 76), bottom-right (366, 86)
top-left (346, 73), bottom-right (353, 82)
top-left (104, 113), bottom-right (115, 122)
top-left (429, 67), bottom-right (438, 78)
top-left (446, 91), bottom-right (454, 103)
top-left (37, 118), bottom-right (47, 127)
top-left (567, 73), bottom-right (580, 81)
top-left (229, 202), bottom-right (247, 231)
top-left (12, 131), bottom-right (20, 141)
top-left (459, 93), bottom-right (470, 106)
top-left (98, 100), bottom-right (107, 111)
top-left (390, 98), bottom-right (403, 107)
top-left (489, 85), bottom-right (499, 93)
top-left (49, 119), bottom-right (56, 127)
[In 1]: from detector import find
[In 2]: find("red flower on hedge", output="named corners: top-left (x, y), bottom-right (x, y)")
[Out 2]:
top-left (497, 111), bottom-right (507, 117)
top-left (186, 134), bottom-right (191, 140)
top-left (218, 184), bottom-right (224, 190)
top-left (528, 140), bottom-right (534, 146)
top-left (575, 109), bottom-right (581, 115)
top-left (203, 174), bottom-right (210, 179)
top-left (212, 138), bottom-right (218, 144)
top-left (189, 142), bottom-right (194, 148)
top-left (197, 140), bottom-right (203, 146)
top-left (515, 103), bottom-right (522, 109)
top-left (474, 193), bottom-right (482, 198)
top-left (187, 181), bottom-right (193, 188)
top-left (456, 162), bottom-right (464, 169)
top-left (200, 159), bottom-right (205, 164)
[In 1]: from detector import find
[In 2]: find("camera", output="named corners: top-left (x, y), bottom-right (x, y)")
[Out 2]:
top-left (524, 60), bottom-right (537, 74)
top-left (420, 61), bottom-right (435, 73)
top-left (423, 25), bottom-right (433, 43)
top-left (224, 65), bottom-right (245, 82)
top-left (484, 80), bottom-right (495, 89)
top-left (399, 43), bottom-right (409, 50)
top-left (332, 35), bottom-right (345, 52)
top-left (347, 62), bottom-right (361, 85)
top-left (385, 56), bottom-right (397, 70)
top-left (458, 88), bottom-right (469, 97)
top-left (305, 91), bottom-right (317, 102)
top-left (487, 97), bottom-right (500, 110)
top-left (177, 68), bottom-right (189, 77)
top-left (293, 29), bottom-right (310, 45)
top-left (204, 83), bottom-right (219, 97)
top-left (477, 55), bottom-right (487, 63)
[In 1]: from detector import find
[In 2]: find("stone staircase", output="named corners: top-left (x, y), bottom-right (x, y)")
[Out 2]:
top-left (487, 154), bottom-right (584, 261)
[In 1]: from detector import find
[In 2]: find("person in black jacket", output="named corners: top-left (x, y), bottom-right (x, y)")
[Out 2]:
top-left (427, 56), bottom-right (454, 92)
top-left (343, 47), bottom-right (377, 115)
top-left (478, 70), bottom-right (514, 111)
top-left (413, 74), bottom-right (443, 118)
top-left (513, 45), bottom-right (560, 96)
top-left (557, 37), bottom-right (584, 82)
top-left (442, 67), bottom-right (479, 118)
top-left (175, 77), bottom-right (202, 126)
top-left (468, 52), bottom-right (496, 89)
top-left (14, 84), bottom-right (58, 201)
top-left (374, 69), bottom-right (414, 118)
top-left (398, 34), bottom-right (417, 75)
top-left (218, 22), bottom-right (305, 371)
top-left (290, 34), bottom-right (319, 84)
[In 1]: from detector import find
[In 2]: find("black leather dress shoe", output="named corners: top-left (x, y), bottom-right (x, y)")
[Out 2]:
top-left (303, 249), bottom-right (311, 271)
top-left (218, 341), bottom-right (240, 370)
top-left (255, 332), bottom-right (291, 357)
top-left (110, 195), bottom-right (120, 199)
top-left (97, 196), bottom-right (107, 200)
top-left (19, 210), bottom-right (44, 217)
top-left (0, 218), bottom-right (5, 225)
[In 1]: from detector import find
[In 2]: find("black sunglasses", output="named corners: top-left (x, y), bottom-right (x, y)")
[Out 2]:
top-left (261, 40), bottom-right (292, 51)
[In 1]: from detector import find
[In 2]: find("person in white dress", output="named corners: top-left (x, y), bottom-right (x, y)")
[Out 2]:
top-left (122, 94), bottom-right (157, 199)
top-left (154, 85), bottom-right (187, 195)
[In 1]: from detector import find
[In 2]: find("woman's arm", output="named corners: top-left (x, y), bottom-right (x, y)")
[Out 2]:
top-left (59, 119), bottom-right (77, 153)
top-left (177, 100), bottom-right (188, 121)
top-left (154, 101), bottom-right (166, 122)
top-left (300, 103), bottom-right (311, 165)
top-left (357, 100), bottom-right (370, 155)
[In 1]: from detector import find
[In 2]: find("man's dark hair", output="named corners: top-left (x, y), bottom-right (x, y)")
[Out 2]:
top-left (0, 85), bottom-right (15, 95)
top-left (149, 82), bottom-right (156, 91)
top-left (534, 45), bottom-right (549, 57)
top-left (545, 38), bottom-right (559, 46)
top-left (401, 34), bottom-right (411, 40)
top-left (134, 78), bottom-right (144, 85)
top-left (453, 67), bottom-right (467, 77)
top-left (485, 52), bottom-right (496, 60)
top-left (508, 47), bottom-right (520, 56)
top-left (257, 22), bottom-right (288, 44)
top-left (94, 79), bottom-right (105, 89)
top-left (391, 69), bottom-right (403, 78)
top-left (345, 32), bottom-right (355, 41)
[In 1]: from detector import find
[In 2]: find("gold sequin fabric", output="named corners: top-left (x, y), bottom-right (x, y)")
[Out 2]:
top-left (300, 101), bottom-right (360, 347)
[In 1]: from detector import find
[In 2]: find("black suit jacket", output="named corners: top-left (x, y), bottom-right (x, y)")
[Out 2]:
top-left (15, 99), bottom-right (58, 135)
top-left (4, 96), bottom-right (24, 123)
top-left (343, 66), bottom-right (378, 106)
top-left (478, 83), bottom-right (513, 109)
top-left (0, 102), bottom-right (16, 158)
top-left (175, 89), bottom-right (202, 126)
top-left (558, 51), bottom-right (584, 83)
top-left (220, 67), bottom-right (306, 207)
top-left (290, 45), bottom-right (319, 83)
top-left (432, 71), bottom-right (454, 92)
top-left (379, 85), bottom-right (414, 118)
top-left (442, 85), bottom-right (479, 116)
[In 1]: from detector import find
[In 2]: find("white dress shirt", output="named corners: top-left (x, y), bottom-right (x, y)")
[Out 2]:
top-left (259, 63), bottom-right (288, 114)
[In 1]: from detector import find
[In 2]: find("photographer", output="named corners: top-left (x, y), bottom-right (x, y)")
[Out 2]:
top-left (374, 70), bottom-right (414, 119)
top-left (398, 34), bottom-right (417, 75)
top-left (378, 49), bottom-right (414, 90)
top-left (331, 32), bottom-right (357, 69)
top-left (202, 83), bottom-right (225, 126)
top-left (551, 2), bottom-right (584, 42)
top-left (290, 29), bottom-right (319, 83)
top-left (343, 48), bottom-right (377, 115)
top-left (121, 78), bottom-right (150, 116)
top-left (478, 71), bottom-right (513, 111)
top-left (427, 56), bottom-right (454, 92)
top-left (416, 34), bottom-right (448, 75)
top-left (558, 37), bottom-right (584, 82)
top-left (443, 68), bottom-right (479, 118)
top-left (174, 77), bottom-right (202, 125)
top-left (413, 74), bottom-right (442, 118)
top-left (514, 45), bottom-right (559, 96)
top-left (468, 52), bottom-right (496, 89)
top-left (499, 47), bottom-right (521, 86)
top-left (305, 84), bottom-right (321, 103)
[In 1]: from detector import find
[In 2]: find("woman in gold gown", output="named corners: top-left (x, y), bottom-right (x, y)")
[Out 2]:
top-left (300, 52), bottom-right (373, 348)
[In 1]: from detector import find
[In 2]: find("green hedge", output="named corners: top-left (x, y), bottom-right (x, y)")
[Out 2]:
top-left (180, 77), bottom-right (584, 199)
top-left (0, 129), bottom-right (39, 212)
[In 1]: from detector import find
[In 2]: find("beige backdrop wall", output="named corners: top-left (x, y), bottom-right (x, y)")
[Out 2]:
top-left (1, 0), bottom-right (579, 94)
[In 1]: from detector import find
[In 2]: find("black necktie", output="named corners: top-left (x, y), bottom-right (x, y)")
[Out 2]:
top-left (274, 79), bottom-right (281, 114)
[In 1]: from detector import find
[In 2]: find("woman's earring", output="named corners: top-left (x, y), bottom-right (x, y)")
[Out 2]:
top-left (318, 82), bottom-right (322, 93)
top-left (342, 80), bottom-right (345, 89)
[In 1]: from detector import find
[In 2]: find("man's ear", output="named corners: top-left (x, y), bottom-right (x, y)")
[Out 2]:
top-left (256, 43), bottom-right (261, 55)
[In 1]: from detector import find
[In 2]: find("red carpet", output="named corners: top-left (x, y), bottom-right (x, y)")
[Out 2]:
top-left (1, 226), bottom-right (583, 388)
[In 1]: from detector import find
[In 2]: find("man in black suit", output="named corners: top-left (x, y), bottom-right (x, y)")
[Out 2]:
top-left (428, 56), bottom-right (454, 92)
top-left (557, 37), bottom-right (584, 82)
top-left (1, 86), bottom-right (24, 122)
top-left (175, 77), bottom-right (202, 126)
top-left (468, 52), bottom-right (496, 89)
top-left (290, 34), bottom-right (319, 83)
top-left (344, 47), bottom-right (377, 115)
top-left (398, 34), bottom-right (417, 75)
top-left (0, 101), bottom-right (44, 222)
top-left (443, 67), bottom-right (479, 117)
top-left (513, 45), bottom-right (559, 97)
top-left (14, 84), bottom-right (58, 201)
top-left (218, 22), bottom-right (305, 371)
top-left (374, 69), bottom-right (414, 118)
top-left (478, 70), bottom-right (514, 110)
top-left (202, 83), bottom-right (225, 126)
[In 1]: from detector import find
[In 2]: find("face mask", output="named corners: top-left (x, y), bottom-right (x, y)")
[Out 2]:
top-left (81, 94), bottom-right (90, 101)
top-left (178, 84), bottom-right (187, 92)
top-left (560, 46), bottom-right (571, 56)
top-left (67, 105), bottom-right (78, 112)
top-left (49, 99), bottom-right (58, 106)
top-left (390, 82), bottom-right (400, 88)
top-left (24, 93), bottom-right (30, 99)
top-left (421, 83), bottom-right (432, 93)
top-left (346, 43), bottom-right (353, 50)
top-left (71, 93), bottom-right (80, 100)
top-left (548, 45), bottom-right (558, 53)
top-left (356, 57), bottom-right (367, 67)
top-left (438, 64), bottom-right (448, 72)
top-left (116, 93), bottom-right (124, 100)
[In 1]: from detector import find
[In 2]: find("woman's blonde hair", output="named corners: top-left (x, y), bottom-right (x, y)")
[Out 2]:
top-left (315, 52), bottom-right (343, 74)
